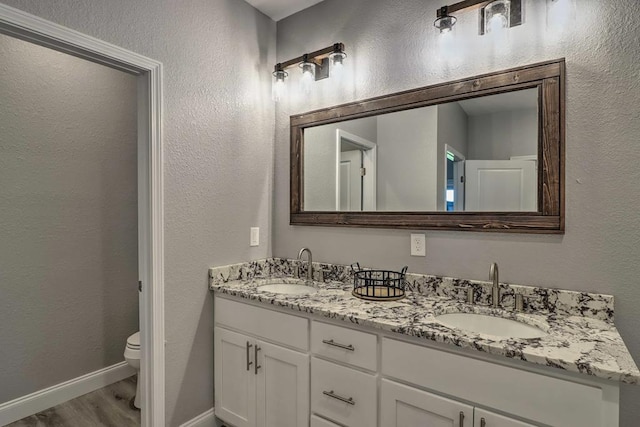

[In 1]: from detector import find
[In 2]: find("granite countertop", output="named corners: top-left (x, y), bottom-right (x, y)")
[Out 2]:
top-left (209, 259), bottom-right (640, 385)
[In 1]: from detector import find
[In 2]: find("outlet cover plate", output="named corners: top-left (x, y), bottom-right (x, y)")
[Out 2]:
top-left (410, 233), bottom-right (426, 257)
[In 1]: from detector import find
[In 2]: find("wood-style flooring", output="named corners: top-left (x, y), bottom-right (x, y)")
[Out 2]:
top-left (7, 376), bottom-right (140, 427)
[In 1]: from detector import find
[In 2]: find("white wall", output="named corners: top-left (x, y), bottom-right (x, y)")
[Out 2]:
top-left (0, 1), bottom-right (276, 425)
top-left (0, 34), bottom-right (138, 404)
top-left (467, 108), bottom-right (537, 160)
top-left (376, 107), bottom-right (438, 211)
top-left (273, 0), bottom-right (640, 423)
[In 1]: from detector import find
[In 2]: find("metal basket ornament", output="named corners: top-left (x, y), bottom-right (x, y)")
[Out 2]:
top-left (351, 263), bottom-right (408, 301)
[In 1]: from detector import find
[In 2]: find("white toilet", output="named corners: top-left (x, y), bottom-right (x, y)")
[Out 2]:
top-left (124, 331), bottom-right (141, 409)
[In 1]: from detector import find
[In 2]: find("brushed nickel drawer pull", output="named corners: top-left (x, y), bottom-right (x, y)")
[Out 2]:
top-left (459, 411), bottom-right (465, 426)
top-left (480, 418), bottom-right (486, 427)
top-left (322, 339), bottom-right (355, 351)
top-left (254, 345), bottom-right (261, 375)
top-left (322, 390), bottom-right (355, 405)
top-left (246, 341), bottom-right (253, 371)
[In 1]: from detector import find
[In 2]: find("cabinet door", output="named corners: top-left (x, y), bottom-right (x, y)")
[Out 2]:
top-left (256, 340), bottom-right (309, 427)
top-left (474, 409), bottom-right (537, 427)
top-left (311, 415), bottom-right (342, 427)
top-left (381, 379), bottom-right (473, 427)
top-left (214, 327), bottom-right (256, 427)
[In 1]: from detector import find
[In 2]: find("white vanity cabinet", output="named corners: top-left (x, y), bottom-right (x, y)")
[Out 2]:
top-left (213, 295), bottom-right (620, 427)
top-left (473, 409), bottom-right (537, 427)
top-left (310, 357), bottom-right (377, 427)
top-left (381, 379), bottom-right (473, 427)
top-left (214, 298), bottom-right (310, 427)
top-left (310, 320), bottom-right (378, 427)
top-left (381, 379), bottom-right (534, 427)
top-left (381, 337), bottom-right (618, 427)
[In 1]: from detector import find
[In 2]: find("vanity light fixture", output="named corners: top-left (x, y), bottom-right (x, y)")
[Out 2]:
top-left (271, 42), bottom-right (346, 101)
top-left (272, 63), bottom-right (288, 102)
top-left (329, 43), bottom-right (347, 68)
top-left (434, 0), bottom-right (522, 35)
top-left (484, 0), bottom-right (511, 33)
top-left (434, 6), bottom-right (457, 33)
top-left (299, 54), bottom-right (316, 94)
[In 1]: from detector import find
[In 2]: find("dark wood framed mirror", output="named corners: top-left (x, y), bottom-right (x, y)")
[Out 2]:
top-left (290, 59), bottom-right (565, 233)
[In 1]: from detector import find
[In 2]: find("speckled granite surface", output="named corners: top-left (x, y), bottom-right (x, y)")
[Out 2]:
top-left (209, 258), bottom-right (640, 384)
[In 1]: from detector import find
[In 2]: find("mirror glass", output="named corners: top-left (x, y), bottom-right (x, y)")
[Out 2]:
top-left (303, 88), bottom-right (539, 212)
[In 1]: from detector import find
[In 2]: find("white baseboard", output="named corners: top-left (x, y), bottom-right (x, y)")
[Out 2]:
top-left (179, 407), bottom-right (216, 427)
top-left (0, 361), bottom-right (136, 426)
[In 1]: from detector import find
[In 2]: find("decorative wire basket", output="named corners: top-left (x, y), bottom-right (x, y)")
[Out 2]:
top-left (351, 263), bottom-right (408, 301)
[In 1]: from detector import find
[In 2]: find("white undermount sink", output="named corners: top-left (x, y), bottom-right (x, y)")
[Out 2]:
top-left (256, 283), bottom-right (318, 295)
top-left (435, 313), bottom-right (547, 339)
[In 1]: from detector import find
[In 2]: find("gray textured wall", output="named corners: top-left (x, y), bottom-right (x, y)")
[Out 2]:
top-left (274, 0), bottom-right (640, 424)
top-left (467, 108), bottom-right (537, 160)
top-left (0, 1), bottom-right (275, 425)
top-left (0, 34), bottom-right (138, 403)
top-left (377, 107), bottom-right (438, 211)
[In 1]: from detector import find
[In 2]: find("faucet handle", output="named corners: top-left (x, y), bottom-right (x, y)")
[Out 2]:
top-left (453, 285), bottom-right (474, 304)
top-left (314, 268), bottom-right (329, 283)
top-left (514, 294), bottom-right (542, 312)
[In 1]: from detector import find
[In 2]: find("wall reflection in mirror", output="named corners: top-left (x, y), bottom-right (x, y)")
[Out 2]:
top-left (303, 88), bottom-right (538, 212)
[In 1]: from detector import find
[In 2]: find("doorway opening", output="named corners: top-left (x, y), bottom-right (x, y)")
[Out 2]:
top-left (335, 129), bottom-right (377, 211)
top-left (445, 145), bottom-right (465, 212)
top-left (0, 4), bottom-right (164, 426)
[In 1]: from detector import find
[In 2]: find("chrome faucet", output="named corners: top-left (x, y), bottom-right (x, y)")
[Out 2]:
top-left (298, 247), bottom-right (313, 282)
top-left (489, 262), bottom-right (500, 308)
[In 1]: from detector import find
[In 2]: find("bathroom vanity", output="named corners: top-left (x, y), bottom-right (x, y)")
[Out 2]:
top-left (209, 259), bottom-right (639, 427)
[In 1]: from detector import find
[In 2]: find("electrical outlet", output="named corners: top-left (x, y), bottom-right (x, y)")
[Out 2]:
top-left (410, 233), bottom-right (426, 257)
top-left (250, 227), bottom-right (259, 247)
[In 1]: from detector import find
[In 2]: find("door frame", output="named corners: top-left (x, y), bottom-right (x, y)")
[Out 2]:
top-left (0, 4), bottom-right (165, 427)
top-left (444, 144), bottom-right (465, 211)
top-left (335, 129), bottom-right (377, 211)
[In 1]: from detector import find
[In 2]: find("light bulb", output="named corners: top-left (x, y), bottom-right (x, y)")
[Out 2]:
top-left (272, 67), bottom-right (287, 102)
top-left (329, 49), bottom-right (347, 80)
top-left (488, 13), bottom-right (508, 33)
top-left (300, 62), bottom-right (315, 94)
top-left (484, 0), bottom-right (511, 34)
top-left (434, 15), bottom-right (457, 34)
top-left (272, 78), bottom-right (285, 102)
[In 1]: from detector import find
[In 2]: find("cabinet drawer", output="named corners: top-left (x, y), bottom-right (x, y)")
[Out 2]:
top-left (311, 357), bottom-right (377, 427)
top-left (215, 297), bottom-right (308, 351)
top-left (311, 414), bottom-right (342, 427)
top-left (311, 321), bottom-right (377, 371)
top-left (382, 338), bottom-right (606, 427)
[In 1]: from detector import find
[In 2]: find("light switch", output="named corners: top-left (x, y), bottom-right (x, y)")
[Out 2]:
top-left (250, 227), bottom-right (259, 247)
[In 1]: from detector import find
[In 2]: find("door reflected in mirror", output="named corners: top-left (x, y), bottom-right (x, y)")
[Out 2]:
top-left (303, 88), bottom-right (539, 212)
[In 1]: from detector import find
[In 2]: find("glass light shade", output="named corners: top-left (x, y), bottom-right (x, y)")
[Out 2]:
top-left (329, 51), bottom-right (346, 79)
top-left (299, 61), bottom-right (315, 94)
top-left (272, 69), bottom-right (287, 102)
top-left (484, 0), bottom-right (511, 34)
top-left (434, 15), bottom-right (457, 34)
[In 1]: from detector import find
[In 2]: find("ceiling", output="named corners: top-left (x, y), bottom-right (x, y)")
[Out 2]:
top-left (245, 0), bottom-right (325, 21)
